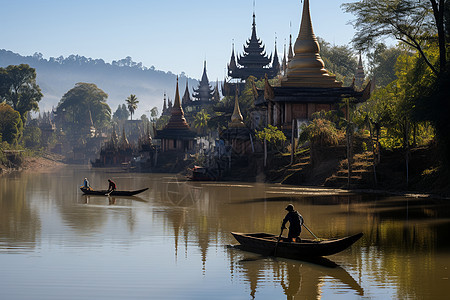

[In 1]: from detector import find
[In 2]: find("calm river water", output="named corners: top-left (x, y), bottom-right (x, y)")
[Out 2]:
top-left (0, 166), bottom-right (449, 299)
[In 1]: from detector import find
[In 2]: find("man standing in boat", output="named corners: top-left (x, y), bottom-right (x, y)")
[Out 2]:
top-left (281, 204), bottom-right (304, 242)
top-left (107, 179), bottom-right (116, 194)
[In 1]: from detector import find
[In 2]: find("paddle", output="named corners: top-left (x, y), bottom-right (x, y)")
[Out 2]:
top-left (272, 228), bottom-right (284, 257)
top-left (302, 223), bottom-right (321, 241)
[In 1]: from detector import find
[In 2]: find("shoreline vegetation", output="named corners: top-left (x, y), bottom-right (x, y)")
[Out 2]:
top-left (2, 147), bottom-right (449, 200)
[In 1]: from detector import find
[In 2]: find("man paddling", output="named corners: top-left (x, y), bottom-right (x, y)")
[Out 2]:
top-left (107, 179), bottom-right (116, 194)
top-left (281, 204), bottom-right (304, 242)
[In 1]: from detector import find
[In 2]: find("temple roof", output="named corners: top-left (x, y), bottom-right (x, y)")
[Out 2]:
top-left (228, 13), bottom-right (279, 80)
top-left (182, 79), bottom-right (192, 105)
top-left (156, 78), bottom-right (196, 140)
top-left (192, 61), bottom-right (214, 102)
top-left (255, 76), bottom-right (372, 106)
top-left (164, 77), bottom-right (189, 130)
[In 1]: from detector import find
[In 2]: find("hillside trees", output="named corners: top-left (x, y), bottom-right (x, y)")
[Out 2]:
top-left (0, 103), bottom-right (23, 145)
top-left (55, 83), bottom-right (111, 137)
top-left (0, 64), bottom-right (43, 122)
top-left (113, 104), bottom-right (130, 122)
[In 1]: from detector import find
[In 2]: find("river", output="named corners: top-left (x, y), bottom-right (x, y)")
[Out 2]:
top-left (0, 166), bottom-right (449, 299)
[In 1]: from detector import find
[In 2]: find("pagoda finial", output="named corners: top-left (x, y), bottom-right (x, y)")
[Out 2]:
top-left (174, 76), bottom-right (181, 109)
top-left (281, 0), bottom-right (342, 88)
top-left (229, 86), bottom-right (245, 128)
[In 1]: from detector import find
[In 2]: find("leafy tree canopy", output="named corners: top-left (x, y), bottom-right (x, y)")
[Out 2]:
top-left (342, 0), bottom-right (448, 75)
top-left (0, 103), bottom-right (23, 145)
top-left (56, 82), bottom-right (111, 134)
top-left (0, 64), bottom-right (43, 122)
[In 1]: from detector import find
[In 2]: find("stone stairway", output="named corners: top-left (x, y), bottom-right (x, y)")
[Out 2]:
top-left (324, 151), bottom-right (376, 188)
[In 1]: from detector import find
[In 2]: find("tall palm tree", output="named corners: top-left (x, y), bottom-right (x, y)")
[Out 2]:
top-left (193, 109), bottom-right (210, 136)
top-left (126, 94), bottom-right (139, 120)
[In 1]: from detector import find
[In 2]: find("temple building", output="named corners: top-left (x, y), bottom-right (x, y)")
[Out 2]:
top-left (226, 12), bottom-right (280, 83)
top-left (155, 77), bottom-right (196, 153)
top-left (255, 0), bottom-right (371, 131)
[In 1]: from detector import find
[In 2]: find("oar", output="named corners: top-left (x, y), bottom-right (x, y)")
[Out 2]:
top-left (105, 190), bottom-right (112, 197)
top-left (303, 223), bottom-right (321, 241)
top-left (272, 228), bottom-right (284, 257)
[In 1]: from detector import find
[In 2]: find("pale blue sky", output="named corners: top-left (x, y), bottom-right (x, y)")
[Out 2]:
top-left (1, 0), bottom-right (359, 81)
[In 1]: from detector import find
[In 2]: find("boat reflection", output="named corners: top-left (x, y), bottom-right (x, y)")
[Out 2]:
top-left (228, 247), bottom-right (364, 299)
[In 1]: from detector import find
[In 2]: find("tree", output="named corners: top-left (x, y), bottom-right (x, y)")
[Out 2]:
top-left (0, 64), bottom-right (43, 122)
top-left (0, 103), bottom-right (23, 145)
top-left (318, 38), bottom-right (358, 85)
top-left (150, 107), bottom-right (159, 122)
top-left (113, 104), bottom-right (130, 121)
top-left (193, 109), bottom-right (210, 135)
top-left (126, 94), bottom-right (139, 120)
top-left (366, 44), bottom-right (404, 87)
top-left (56, 83), bottom-right (111, 135)
top-left (342, 0), bottom-right (447, 75)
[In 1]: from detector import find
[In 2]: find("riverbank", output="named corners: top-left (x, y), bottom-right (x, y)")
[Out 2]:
top-left (0, 152), bottom-right (64, 174)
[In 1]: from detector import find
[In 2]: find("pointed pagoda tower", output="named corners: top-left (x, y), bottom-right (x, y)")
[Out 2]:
top-left (355, 52), bottom-right (365, 89)
top-left (272, 39), bottom-right (281, 75)
top-left (254, 0), bottom-right (371, 129)
top-left (156, 77), bottom-right (196, 152)
top-left (182, 79), bottom-right (192, 107)
top-left (192, 61), bottom-right (214, 103)
top-left (220, 88), bottom-right (255, 155)
top-left (227, 12), bottom-right (279, 81)
top-left (281, 0), bottom-right (341, 88)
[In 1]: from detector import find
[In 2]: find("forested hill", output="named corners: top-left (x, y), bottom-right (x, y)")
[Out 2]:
top-left (0, 49), bottom-right (199, 116)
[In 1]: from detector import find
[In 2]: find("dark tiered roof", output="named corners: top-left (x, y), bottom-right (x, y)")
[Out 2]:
top-left (156, 78), bottom-right (196, 140)
top-left (192, 61), bottom-right (214, 103)
top-left (228, 13), bottom-right (279, 81)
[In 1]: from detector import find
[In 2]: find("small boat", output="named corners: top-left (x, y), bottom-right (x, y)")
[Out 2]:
top-left (189, 166), bottom-right (218, 181)
top-left (231, 232), bottom-right (363, 258)
top-left (80, 187), bottom-right (149, 196)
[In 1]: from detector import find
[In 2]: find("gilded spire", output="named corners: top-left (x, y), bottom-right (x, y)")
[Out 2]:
top-left (281, 0), bottom-right (342, 88)
top-left (229, 87), bottom-right (245, 128)
top-left (165, 77), bottom-right (190, 129)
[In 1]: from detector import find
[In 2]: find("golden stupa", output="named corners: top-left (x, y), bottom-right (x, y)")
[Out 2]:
top-left (281, 0), bottom-right (342, 88)
top-left (229, 88), bottom-right (245, 128)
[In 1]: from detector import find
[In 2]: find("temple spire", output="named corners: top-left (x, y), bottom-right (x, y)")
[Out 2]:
top-left (281, 0), bottom-right (342, 88)
top-left (288, 34), bottom-right (294, 62)
top-left (229, 87), bottom-right (245, 128)
top-left (355, 51), bottom-right (365, 89)
top-left (165, 77), bottom-right (189, 129)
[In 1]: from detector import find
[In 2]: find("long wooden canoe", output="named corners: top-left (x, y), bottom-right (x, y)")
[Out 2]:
top-left (80, 187), bottom-right (149, 196)
top-left (231, 232), bottom-right (363, 258)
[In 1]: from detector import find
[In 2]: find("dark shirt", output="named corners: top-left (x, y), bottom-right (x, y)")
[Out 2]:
top-left (282, 210), bottom-right (304, 232)
top-left (108, 181), bottom-right (116, 191)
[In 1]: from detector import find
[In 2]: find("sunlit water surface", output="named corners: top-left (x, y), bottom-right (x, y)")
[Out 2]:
top-left (1, 166), bottom-right (449, 299)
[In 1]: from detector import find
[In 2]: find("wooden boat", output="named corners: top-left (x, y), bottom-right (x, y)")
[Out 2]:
top-left (80, 187), bottom-right (149, 196)
top-left (189, 166), bottom-right (218, 181)
top-left (231, 232), bottom-right (363, 258)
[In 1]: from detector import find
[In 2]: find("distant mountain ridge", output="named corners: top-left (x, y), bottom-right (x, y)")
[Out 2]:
top-left (0, 49), bottom-right (199, 117)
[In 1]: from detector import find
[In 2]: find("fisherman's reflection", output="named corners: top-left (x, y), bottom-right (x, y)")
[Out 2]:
top-left (280, 262), bottom-right (302, 300)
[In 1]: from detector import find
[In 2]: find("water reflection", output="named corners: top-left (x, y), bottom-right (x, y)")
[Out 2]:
top-left (0, 167), bottom-right (450, 299)
top-left (228, 248), bottom-right (364, 299)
